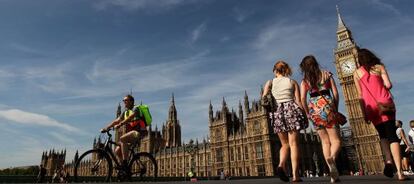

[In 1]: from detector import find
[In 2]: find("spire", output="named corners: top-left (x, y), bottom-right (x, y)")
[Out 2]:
top-left (74, 150), bottom-right (79, 163)
top-left (168, 93), bottom-right (177, 122)
top-left (336, 5), bottom-right (347, 32)
top-left (238, 100), bottom-right (244, 126)
top-left (221, 97), bottom-right (228, 117)
top-left (172, 92), bottom-right (175, 104)
top-left (222, 97), bottom-right (227, 107)
top-left (209, 100), bottom-right (213, 123)
top-left (244, 90), bottom-right (249, 115)
top-left (116, 102), bottom-right (122, 118)
top-left (260, 85), bottom-right (264, 97)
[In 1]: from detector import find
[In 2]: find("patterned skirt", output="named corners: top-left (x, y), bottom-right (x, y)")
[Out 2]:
top-left (269, 100), bottom-right (308, 133)
top-left (308, 95), bottom-right (336, 129)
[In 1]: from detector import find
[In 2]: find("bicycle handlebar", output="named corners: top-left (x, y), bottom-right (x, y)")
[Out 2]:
top-left (101, 127), bottom-right (114, 137)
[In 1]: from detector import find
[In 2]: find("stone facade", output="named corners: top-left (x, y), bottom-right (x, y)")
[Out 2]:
top-left (47, 91), bottom-right (344, 178)
top-left (40, 149), bottom-right (66, 176)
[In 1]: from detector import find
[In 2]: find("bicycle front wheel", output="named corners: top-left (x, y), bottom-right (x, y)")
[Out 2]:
top-left (74, 149), bottom-right (113, 182)
top-left (130, 152), bottom-right (158, 181)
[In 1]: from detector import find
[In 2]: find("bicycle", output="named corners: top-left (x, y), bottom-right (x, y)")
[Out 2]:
top-left (74, 127), bottom-right (158, 182)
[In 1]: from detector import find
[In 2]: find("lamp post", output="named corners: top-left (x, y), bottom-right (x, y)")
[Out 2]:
top-left (185, 140), bottom-right (198, 180)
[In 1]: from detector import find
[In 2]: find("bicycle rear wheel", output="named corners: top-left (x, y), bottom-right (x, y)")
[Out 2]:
top-left (130, 152), bottom-right (158, 181)
top-left (74, 149), bottom-right (113, 182)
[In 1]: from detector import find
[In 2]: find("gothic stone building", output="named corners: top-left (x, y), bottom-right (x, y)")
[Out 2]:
top-left (50, 91), bottom-right (348, 178)
top-left (40, 149), bottom-right (66, 176)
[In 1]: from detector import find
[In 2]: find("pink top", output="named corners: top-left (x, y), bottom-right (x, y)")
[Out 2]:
top-left (358, 67), bottom-right (394, 125)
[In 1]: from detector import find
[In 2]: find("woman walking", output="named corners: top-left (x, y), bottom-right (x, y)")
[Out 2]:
top-left (353, 48), bottom-right (407, 181)
top-left (396, 120), bottom-right (411, 173)
top-left (262, 61), bottom-right (307, 182)
top-left (299, 55), bottom-right (341, 183)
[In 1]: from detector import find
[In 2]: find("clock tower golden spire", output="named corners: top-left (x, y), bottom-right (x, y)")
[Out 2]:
top-left (334, 6), bottom-right (384, 174)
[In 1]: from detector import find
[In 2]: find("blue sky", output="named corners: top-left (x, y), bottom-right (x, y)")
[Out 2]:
top-left (0, 0), bottom-right (413, 168)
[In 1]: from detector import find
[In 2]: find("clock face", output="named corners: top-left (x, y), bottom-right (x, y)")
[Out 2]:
top-left (341, 60), bottom-right (356, 75)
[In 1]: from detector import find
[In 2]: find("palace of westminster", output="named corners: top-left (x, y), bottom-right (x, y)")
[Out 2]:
top-left (40, 9), bottom-right (387, 177)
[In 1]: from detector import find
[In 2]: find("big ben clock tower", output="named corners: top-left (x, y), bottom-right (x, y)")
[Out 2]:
top-left (334, 6), bottom-right (384, 174)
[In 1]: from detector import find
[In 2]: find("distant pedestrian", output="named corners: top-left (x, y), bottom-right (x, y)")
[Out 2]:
top-left (300, 55), bottom-right (341, 183)
top-left (220, 170), bottom-right (225, 180)
top-left (396, 120), bottom-right (411, 172)
top-left (353, 48), bottom-right (407, 181)
top-left (408, 120), bottom-right (414, 172)
top-left (263, 61), bottom-right (307, 182)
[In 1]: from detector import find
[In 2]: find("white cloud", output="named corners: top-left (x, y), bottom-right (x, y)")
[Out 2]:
top-left (0, 109), bottom-right (79, 132)
top-left (49, 132), bottom-right (76, 145)
top-left (370, 0), bottom-right (402, 16)
top-left (82, 50), bottom-right (209, 95)
top-left (0, 69), bottom-right (16, 90)
top-left (190, 23), bottom-right (207, 44)
top-left (9, 42), bottom-right (47, 56)
top-left (368, 0), bottom-right (413, 24)
top-left (93, 0), bottom-right (197, 12)
top-left (233, 7), bottom-right (254, 23)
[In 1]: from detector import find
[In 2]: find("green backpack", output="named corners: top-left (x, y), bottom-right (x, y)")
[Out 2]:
top-left (137, 104), bottom-right (152, 126)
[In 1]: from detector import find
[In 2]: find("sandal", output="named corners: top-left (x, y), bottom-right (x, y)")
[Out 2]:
top-left (397, 172), bottom-right (409, 181)
top-left (327, 158), bottom-right (339, 183)
top-left (277, 167), bottom-right (289, 182)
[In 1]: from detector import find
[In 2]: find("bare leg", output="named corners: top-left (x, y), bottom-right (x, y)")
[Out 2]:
top-left (380, 139), bottom-right (393, 163)
top-left (276, 132), bottom-right (290, 182)
top-left (120, 131), bottom-right (138, 161)
top-left (317, 129), bottom-right (331, 162)
top-left (326, 128), bottom-right (341, 161)
top-left (390, 142), bottom-right (407, 180)
top-left (318, 128), bottom-right (339, 183)
top-left (277, 132), bottom-right (290, 169)
top-left (115, 146), bottom-right (122, 163)
top-left (288, 131), bottom-right (300, 181)
top-left (403, 157), bottom-right (409, 171)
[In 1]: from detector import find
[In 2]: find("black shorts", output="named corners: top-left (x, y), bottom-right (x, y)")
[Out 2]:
top-left (400, 144), bottom-right (408, 158)
top-left (374, 120), bottom-right (399, 143)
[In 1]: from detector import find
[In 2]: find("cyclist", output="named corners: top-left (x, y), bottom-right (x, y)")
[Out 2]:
top-left (101, 94), bottom-right (146, 168)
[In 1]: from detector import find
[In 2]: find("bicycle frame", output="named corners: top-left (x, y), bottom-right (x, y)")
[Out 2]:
top-left (75, 128), bottom-right (156, 183)
top-left (101, 129), bottom-right (122, 168)
top-left (100, 128), bottom-right (140, 169)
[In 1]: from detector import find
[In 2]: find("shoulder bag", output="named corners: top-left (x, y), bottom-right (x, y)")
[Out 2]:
top-left (316, 84), bottom-right (347, 126)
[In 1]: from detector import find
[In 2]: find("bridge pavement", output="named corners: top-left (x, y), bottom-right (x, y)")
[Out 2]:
top-left (2, 175), bottom-right (414, 183)
top-left (117, 175), bottom-right (414, 184)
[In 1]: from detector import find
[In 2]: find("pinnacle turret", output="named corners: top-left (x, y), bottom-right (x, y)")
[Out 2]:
top-left (336, 5), bottom-right (347, 32)
top-left (168, 93), bottom-right (177, 121)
